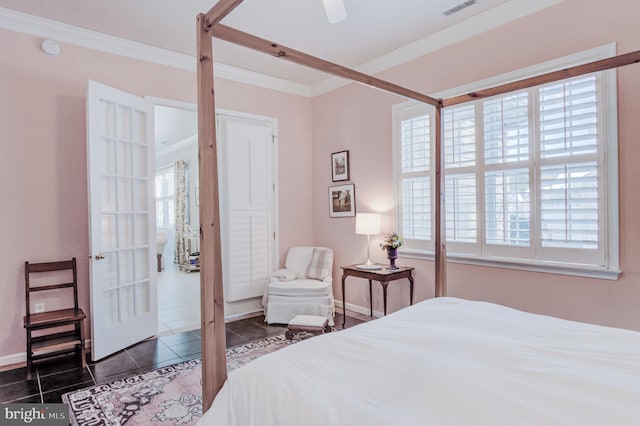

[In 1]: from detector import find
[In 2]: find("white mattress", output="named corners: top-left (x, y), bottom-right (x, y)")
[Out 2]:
top-left (198, 297), bottom-right (640, 426)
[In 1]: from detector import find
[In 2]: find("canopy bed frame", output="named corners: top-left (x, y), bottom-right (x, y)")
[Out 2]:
top-left (196, 0), bottom-right (640, 410)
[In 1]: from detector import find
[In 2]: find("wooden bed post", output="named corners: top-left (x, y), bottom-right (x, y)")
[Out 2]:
top-left (197, 12), bottom-right (227, 411)
top-left (434, 103), bottom-right (447, 297)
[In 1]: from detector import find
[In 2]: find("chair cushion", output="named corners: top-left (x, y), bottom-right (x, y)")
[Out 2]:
top-left (284, 247), bottom-right (315, 276)
top-left (268, 279), bottom-right (331, 297)
top-left (305, 248), bottom-right (332, 280)
top-left (272, 268), bottom-right (298, 281)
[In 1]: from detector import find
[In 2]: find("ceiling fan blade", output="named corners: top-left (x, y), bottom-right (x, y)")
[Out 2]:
top-left (322, 0), bottom-right (347, 23)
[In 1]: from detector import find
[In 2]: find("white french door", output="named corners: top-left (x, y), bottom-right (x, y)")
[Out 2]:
top-left (217, 112), bottom-right (277, 302)
top-left (87, 80), bottom-right (157, 360)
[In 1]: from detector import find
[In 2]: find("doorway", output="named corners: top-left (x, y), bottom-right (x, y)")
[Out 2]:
top-left (153, 101), bottom-right (201, 335)
top-left (150, 100), bottom-right (279, 332)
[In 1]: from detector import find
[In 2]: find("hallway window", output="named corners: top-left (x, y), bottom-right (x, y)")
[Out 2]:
top-left (156, 166), bottom-right (175, 228)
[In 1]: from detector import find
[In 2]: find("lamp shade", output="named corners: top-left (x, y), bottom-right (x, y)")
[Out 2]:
top-left (355, 213), bottom-right (381, 235)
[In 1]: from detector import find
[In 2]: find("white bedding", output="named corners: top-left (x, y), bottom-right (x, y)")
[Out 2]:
top-left (198, 297), bottom-right (640, 426)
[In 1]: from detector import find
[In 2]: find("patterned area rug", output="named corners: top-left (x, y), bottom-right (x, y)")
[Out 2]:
top-left (63, 333), bottom-right (297, 425)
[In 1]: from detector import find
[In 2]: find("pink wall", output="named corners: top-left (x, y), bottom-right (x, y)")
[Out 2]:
top-left (2, 0), bottom-right (638, 365)
top-left (0, 29), bottom-right (313, 362)
top-left (312, 0), bottom-right (640, 331)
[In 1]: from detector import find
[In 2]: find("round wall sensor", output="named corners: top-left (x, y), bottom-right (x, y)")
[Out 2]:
top-left (41, 39), bottom-right (61, 56)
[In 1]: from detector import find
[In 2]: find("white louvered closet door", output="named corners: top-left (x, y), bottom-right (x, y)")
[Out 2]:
top-left (217, 113), bottom-right (276, 302)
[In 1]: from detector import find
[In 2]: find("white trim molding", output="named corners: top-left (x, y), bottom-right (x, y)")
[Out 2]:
top-left (0, 7), bottom-right (195, 70)
top-left (334, 300), bottom-right (384, 320)
top-left (0, 7), bottom-right (311, 97)
top-left (0, 1), bottom-right (564, 99)
top-left (0, 340), bottom-right (93, 368)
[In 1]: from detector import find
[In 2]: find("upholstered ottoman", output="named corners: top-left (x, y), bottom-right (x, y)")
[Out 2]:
top-left (286, 315), bottom-right (331, 340)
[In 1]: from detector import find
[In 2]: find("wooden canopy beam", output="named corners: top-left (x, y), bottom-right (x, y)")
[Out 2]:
top-left (197, 13), bottom-right (227, 411)
top-left (204, 0), bottom-right (243, 29)
top-left (211, 24), bottom-right (441, 107)
top-left (444, 50), bottom-right (640, 107)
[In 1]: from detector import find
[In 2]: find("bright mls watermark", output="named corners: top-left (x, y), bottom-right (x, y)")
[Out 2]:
top-left (1, 404), bottom-right (68, 425)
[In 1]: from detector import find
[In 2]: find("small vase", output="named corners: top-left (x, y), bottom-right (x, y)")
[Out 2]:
top-left (386, 247), bottom-right (399, 269)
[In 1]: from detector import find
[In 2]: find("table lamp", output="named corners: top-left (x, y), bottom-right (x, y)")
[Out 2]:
top-left (355, 213), bottom-right (382, 270)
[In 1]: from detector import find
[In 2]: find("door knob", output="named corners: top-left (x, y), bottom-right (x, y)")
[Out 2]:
top-left (90, 253), bottom-right (106, 260)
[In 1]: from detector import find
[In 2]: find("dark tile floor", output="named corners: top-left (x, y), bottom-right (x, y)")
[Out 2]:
top-left (0, 313), bottom-right (365, 404)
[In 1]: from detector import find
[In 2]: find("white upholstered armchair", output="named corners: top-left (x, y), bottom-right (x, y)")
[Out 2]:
top-left (263, 247), bottom-right (335, 325)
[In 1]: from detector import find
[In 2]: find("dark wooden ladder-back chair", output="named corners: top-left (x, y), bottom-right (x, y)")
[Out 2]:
top-left (24, 258), bottom-right (87, 379)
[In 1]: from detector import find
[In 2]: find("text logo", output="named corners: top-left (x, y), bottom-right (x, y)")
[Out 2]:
top-left (1, 404), bottom-right (68, 425)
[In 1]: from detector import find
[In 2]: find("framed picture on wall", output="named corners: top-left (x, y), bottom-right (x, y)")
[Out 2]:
top-left (331, 150), bottom-right (350, 182)
top-left (329, 183), bottom-right (355, 217)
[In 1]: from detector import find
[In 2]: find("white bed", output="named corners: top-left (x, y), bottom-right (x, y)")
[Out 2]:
top-left (198, 297), bottom-right (640, 426)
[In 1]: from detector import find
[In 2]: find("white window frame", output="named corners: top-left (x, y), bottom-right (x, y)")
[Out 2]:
top-left (392, 44), bottom-right (620, 280)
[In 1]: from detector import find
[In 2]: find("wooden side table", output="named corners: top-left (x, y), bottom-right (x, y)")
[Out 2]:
top-left (340, 265), bottom-right (414, 327)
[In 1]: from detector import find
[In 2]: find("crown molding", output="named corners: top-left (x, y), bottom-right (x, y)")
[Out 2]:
top-left (0, 7), bottom-right (311, 98)
top-left (311, 0), bottom-right (565, 97)
top-left (0, 7), bottom-right (196, 70)
top-left (0, 0), bottom-right (564, 100)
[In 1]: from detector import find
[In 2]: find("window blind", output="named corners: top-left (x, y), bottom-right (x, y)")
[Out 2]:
top-left (402, 177), bottom-right (431, 241)
top-left (539, 75), bottom-right (598, 159)
top-left (540, 162), bottom-right (598, 249)
top-left (484, 91), bottom-right (529, 164)
top-left (400, 114), bottom-right (432, 242)
top-left (485, 169), bottom-right (530, 246)
top-left (445, 174), bottom-right (477, 242)
top-left (401, 115), bottom-right (430, 173)
top-left (444, 104), bottom-right (476, 168)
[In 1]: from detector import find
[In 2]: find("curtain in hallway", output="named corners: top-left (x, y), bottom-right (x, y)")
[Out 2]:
top-left (174, 160), bottom-right (189, 265)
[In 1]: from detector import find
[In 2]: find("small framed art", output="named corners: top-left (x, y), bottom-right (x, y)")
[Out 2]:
top-left (331, 150), bottom-right (350, 182)
top-left (329, 183), bottom-right (355, 217)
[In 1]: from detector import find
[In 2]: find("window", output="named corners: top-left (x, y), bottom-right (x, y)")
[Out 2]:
top-left (156, 166), bottom-right (175, 228)
top-left (396, 105), bottom-right (433, 249)
top-left (393, 47), bottom-right (619, 278)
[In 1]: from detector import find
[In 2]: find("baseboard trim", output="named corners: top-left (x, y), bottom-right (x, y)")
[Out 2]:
top-left (0, 352), bottom-right (25, 368)
top-left (334, 300), bottom-right (383, 319)
top-left (225, 310), bottom-right (265, 323)
top-left (0, 339), bottom-right (93, 368)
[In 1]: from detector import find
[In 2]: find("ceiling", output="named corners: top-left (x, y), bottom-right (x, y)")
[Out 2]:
top-left (154, 106), bottom-right (198, 147)
top-left (0, 0), bottom-right (524, 86)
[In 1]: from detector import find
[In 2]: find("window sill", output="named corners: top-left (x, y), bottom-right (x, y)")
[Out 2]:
top-left (399, 249), bottom-right (621, 281)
